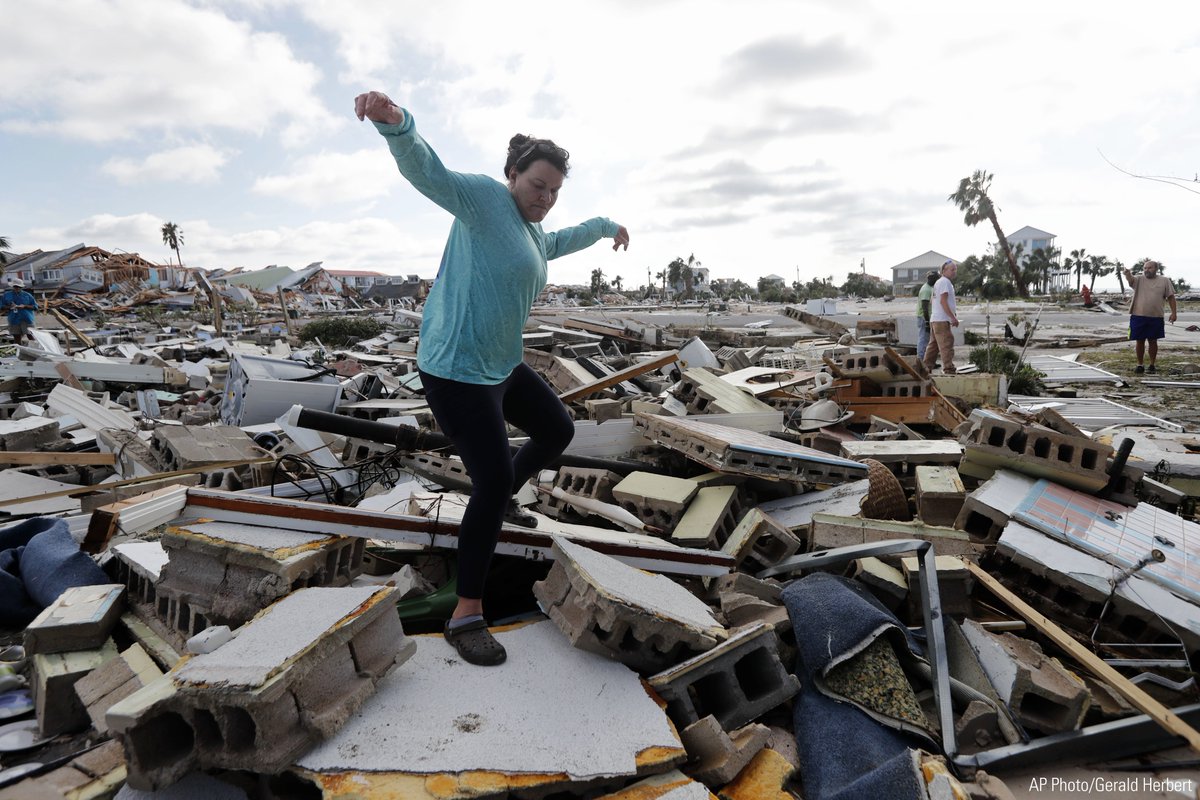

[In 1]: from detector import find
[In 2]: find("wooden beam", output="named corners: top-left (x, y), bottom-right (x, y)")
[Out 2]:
top-left (558, 352), bottom-right (679, 404)
top-left (54, 361), bottom-right (85, 390)
top-left (963, 559), bottom-right (1200, 755)
top-left (50, 308), bottom-right (95, 350)
top-left (0, 451), bottom-right (115, 466)
top-left (821, 356), bottom-right (846, 379)
top-left (278, 286), bottom-right (295, 339)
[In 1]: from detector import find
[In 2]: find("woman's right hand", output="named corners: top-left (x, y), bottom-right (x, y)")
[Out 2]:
top-left (354, 91), bottom-right (404, 125)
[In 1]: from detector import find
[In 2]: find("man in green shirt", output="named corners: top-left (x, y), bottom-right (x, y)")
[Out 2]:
top-left (916, 271), bottom-right (938, 359)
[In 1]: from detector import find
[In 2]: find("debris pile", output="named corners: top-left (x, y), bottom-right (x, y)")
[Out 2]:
top-left (0, 300), bottom-right (1198, 799)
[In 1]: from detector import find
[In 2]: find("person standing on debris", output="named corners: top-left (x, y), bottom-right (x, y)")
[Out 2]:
top-left (1, 279), bottom-right (36, 346)
top-left (1123, 259), bottom-right (1177, 375)
top-left (356, 91), bottom-right (630, 667)
top-left (916, 270), bottom-right (938, 359)
top-left (922, 260), bottom-right (959, 375)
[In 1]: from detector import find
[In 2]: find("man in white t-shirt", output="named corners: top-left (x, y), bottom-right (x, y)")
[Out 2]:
top-left (921, 260), bottom-right (959, 375)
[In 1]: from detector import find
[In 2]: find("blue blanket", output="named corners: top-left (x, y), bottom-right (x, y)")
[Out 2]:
top-left (782, 572), bottom-right (935, 800)
top-left (0, 517), bottom-right (109, 627)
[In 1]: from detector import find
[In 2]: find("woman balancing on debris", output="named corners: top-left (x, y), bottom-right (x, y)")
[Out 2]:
top-left (355, 91), bottom-right (630, 666)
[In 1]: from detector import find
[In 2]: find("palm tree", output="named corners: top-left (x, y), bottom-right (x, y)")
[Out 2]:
top-left (590, 268), bottom-right (605, 297)
top-left (1064, 248), bottom-right (1088, 292)
top-left (948, 171), bottom-right (1027, 297)
top-left (0, 235), bottom-right (10, 266)
top-left (612, 275), bottom-right (623, 293)
top-left (655, 269), bottom-right (667, 299)
top-left (1112, 259), bottom-right (1126, 293)
top-left (683, 253), bottom-right (700, 299)
top-left (666, 257), bottom-right (687, 299)
top-left (161, 222), bottom-right (184, 267)
top-left (1086, 254), bottom-right (1113, 291)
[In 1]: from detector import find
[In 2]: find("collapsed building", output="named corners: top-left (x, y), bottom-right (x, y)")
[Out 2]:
top-left (0, 296), bottom-right (1197, 799)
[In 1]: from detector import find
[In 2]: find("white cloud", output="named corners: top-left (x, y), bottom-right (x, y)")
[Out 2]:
top-left (101, 144), bottom-right (231, 184)
top-left (0, 0), bottom-right (337, 145)
top-left (24, 212), bottom-right (446, 274)
top-left (251, 148), bottom-right (403, 206)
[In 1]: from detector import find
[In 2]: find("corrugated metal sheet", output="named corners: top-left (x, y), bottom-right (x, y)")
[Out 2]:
top-left (1024, 355), bottom-right (1123, 384)
top-left (1008, 395), bottom-right (1183, 433)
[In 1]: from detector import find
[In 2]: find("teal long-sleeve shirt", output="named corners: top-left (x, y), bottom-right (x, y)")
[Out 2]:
top-left (374, 112), bottom-right (618, 385)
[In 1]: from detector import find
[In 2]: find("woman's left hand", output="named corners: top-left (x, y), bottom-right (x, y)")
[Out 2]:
top-left (612, 225), bottom-right (630, 251)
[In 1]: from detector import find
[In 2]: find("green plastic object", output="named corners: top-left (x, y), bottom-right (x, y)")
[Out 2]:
top-left (394, 573), bottom-right (458, 624)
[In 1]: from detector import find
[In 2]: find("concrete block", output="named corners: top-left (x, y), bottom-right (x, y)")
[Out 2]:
top-left (720, 508), bottom-right (802, 571)
top-left (108, 586), bottom-right (411, 790)
top-left (534, 537), bottom-right (726, 673)
top-left (957, 408), bottom-right (1113, 493)
top-left (851, 557), bottom-right (908, 612)
top-left (629, 399), bottom-right (664, 416)
top-left (649, 623), bottom-right (799, 732)
top-left (953, 469), bottom-right (1038, 544)
top-left (156, 519), bottom-right (365, 631)
top-left (584, 397), bottom-right (625, 422)
top-left (673, 485), bottom-right (740, 548)
top-left (839, 440), bottom-right (963, 481)
top-left (681, 715), bottom-right (771, 787)
top-left (0, 417), bottom-right (59, 451)
top-left (718, 592), bottom-right (790, 634)
top-left (955, 698), bottom-right (1005, 754)
top-left (151, 424), bottom-right (263, 472)
top-left (24, 584), bottom-right (125, 655)
top-left (709, 572), bottom-right (783, 604)
top-left (73, 643), bottom-right (163, 734)
top-left (915, 465), bottom-right (965, 527)
top-left (33, 638), bottom-right (119, 736)
top-left (901, 555), bottom-right (972, 619)
top-left (612, 471), bottom-right (699, 531)
top-left (537, 466), bottom-right (623, 521)
top-left (635, 412), bottom-right (868, 485)
top-left (396, 452), bottom-right (472, 491)
top-left (961, 619), bottom-right (1090, 734)
top-left (673, 368), bottom-right (776, 416)
top-left (715, 746), bottom-right (796, 800)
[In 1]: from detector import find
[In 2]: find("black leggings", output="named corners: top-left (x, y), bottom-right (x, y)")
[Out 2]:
top-left (418, 363), bottom-right (574, 600)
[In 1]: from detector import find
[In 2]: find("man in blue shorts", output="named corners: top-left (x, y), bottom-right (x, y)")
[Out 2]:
top-left (1122, 260), bottom-right (1177, 375)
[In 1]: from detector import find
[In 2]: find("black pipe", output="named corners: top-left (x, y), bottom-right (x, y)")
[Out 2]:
top-left (1100, 437), bottom-right (1136, 499)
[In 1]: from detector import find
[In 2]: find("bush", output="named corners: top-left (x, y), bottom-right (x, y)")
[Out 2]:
top-left (963, 330), bottom-right (982, 346)
top-left (299, 316), bottom-right (384, 346)
top-left (968, 344), bottom-right (1045, 395)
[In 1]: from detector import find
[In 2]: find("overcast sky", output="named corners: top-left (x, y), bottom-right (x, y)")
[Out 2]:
top-left (3, 1), bottom-right (1198, 291)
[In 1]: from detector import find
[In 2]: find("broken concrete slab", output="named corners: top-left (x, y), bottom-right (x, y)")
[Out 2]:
top-left (534, 537), bottom-right (727, 672)
top-left (634, 413), bottom-right (868, 485)
top-left (294, 620), bottom-right (686, 798)
top-left (807, 513), bottom-right (983, 559)
top-left (680, 715), bottom-right (771, 787)
top-left (156, 519), bottom-right (365, 631)
top-left (109, 585), bottom-right (410, 790)
top-left (0, 417), bottom-right (59, 452)
top-left (716, 746), bottom-right (797, 800)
